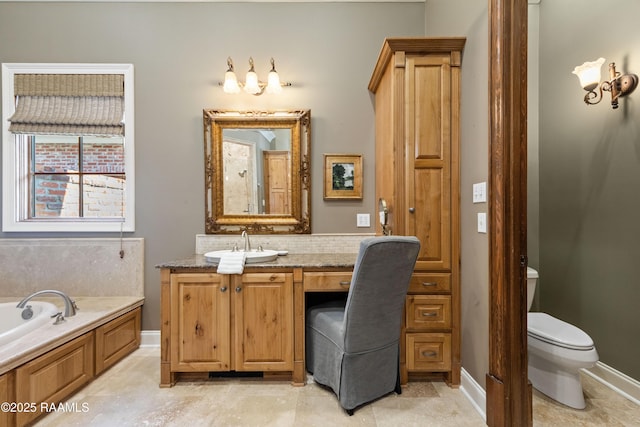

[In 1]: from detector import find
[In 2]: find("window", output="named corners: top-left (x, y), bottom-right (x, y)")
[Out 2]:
top-left (2, 63), bottom-right (134, 232)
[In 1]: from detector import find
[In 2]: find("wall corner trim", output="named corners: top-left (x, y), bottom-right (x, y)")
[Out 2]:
top-left (460, 368), bottom-right (487, 422)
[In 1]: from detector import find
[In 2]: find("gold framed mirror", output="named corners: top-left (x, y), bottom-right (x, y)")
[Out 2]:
top-left (204, 109), bottom-right (311, 234)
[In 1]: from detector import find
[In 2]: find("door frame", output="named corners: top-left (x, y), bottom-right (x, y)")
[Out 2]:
top-left (486, 0), bottom-right (532, 426)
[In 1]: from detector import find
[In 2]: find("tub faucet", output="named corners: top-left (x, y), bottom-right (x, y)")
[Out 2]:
top-left (16, 290), bottom-right (78, 317)
top-left (241, 230), bottom-right (252, 252)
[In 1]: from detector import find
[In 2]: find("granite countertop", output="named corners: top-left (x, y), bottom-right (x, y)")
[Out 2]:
top-left (156, 252), bottom-right (358, 270)
top-left (0, 296), bottom-right (144, 375)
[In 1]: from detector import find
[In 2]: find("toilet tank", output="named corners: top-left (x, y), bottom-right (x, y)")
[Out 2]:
top-left (526, 267), bottom-right (538, 311)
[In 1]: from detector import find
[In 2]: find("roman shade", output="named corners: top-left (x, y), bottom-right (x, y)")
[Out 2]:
top-left (8, 74), bottom-right (125, 136)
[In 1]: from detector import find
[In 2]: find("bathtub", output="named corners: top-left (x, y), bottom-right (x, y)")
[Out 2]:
top-left (0, 301), bottom-right (58, 347)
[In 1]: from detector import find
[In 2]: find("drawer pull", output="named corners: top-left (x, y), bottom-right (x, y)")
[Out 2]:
top-left (421, 282), bottom-right (437, 287)
top-left (422, 312), bottom-right (438, 317)
top-left (421, 350), bottom-right (437, 358)
top-left (339, 281), bottom-right (351, 286)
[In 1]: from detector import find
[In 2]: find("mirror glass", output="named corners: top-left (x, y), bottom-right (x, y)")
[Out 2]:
top-left (204, 110), bottom-right (311, 234)
top-left (222, 128), bottom-right (292, 215)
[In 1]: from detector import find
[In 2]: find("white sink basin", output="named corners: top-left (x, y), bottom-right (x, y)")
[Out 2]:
top-left (204, 249), bottom-right (279, 264)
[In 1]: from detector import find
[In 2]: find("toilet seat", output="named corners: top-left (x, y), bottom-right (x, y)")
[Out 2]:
top-left (528, 312), bottom-right (594, 350)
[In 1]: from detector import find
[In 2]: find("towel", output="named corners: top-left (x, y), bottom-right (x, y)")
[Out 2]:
top-left (216, 251), bottom-right (247, 274)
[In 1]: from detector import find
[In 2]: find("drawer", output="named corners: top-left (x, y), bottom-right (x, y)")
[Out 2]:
top-left (406, 333), bottom-right (452, 371)
top-left (303, 272), bottom-right (352, 291)
top-left (408, 273), bottom-right (451, 294)
top-left (406, 295), bottom-right (451, 329)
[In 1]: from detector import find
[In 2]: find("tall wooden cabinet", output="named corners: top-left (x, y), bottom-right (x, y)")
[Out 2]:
top-left (369, 37), bottom-right (465, 385)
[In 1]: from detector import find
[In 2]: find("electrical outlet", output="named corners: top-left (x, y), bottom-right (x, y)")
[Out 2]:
top-left (477, 212), bottom-right (487, 233)
top-left (356, 213), bottom-right (370, 228)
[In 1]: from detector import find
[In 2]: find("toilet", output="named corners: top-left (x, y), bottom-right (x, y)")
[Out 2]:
top-left (526, 267), bottom-right (599, 409)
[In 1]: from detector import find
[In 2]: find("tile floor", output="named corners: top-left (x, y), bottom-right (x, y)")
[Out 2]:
top-left (34, 347), bottom-right (639, 426)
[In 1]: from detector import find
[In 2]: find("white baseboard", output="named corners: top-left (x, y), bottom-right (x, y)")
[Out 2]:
top-left (460, 368), bottom-right (487, 422)
top-left (140, 330), bottom-right (160, 348)
top-left (584, 362), bottom-right (640, 405)
top-left (457, 362), bottom-right (640, 422)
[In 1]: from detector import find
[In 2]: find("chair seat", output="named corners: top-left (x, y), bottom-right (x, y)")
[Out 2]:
top-left (307, 301), bottom-right (346, 346)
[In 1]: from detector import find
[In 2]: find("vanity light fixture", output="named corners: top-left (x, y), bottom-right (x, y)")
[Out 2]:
top-left (572, 57), bottom-right (638, 109)
top-left (222, 57), bottom-right (291, 96)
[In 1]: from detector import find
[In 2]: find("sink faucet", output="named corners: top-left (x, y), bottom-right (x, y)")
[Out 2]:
top-left (16, 290), bottom-right (78, 317)
top-left (241, 230), bottom-right (252, 252)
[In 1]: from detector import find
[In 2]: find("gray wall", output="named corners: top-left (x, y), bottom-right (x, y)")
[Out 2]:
top-left (538, 0), bottom-right (640, 380)
top-left (425, 0), bottom-right (490, 388)
top-left (0, 2), bottom-right (425, 330)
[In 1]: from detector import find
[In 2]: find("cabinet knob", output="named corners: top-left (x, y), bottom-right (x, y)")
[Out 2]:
top-left (220, 286), bottom-right (227, 293)
top-left (408, 207), bottom-right (415, 213)
top-left (235, 286), bottom-right (242, 293)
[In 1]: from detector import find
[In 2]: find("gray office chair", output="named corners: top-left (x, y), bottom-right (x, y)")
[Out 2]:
top-left (305, 236), bottom-right (420, 415)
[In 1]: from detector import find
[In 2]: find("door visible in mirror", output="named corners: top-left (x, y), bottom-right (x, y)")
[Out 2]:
top-left (222, 128), bottom-right (292, 215)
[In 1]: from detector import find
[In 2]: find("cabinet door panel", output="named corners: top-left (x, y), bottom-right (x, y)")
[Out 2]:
top-left (235, 273), bottom-right (293, 371)
top-left (171, 273), bottom-right (230, 371)
top-left (409, 168), bottom-right (451, 270)
top-left (16, 333), bottom-right (94, 426)
top-left (408, 56), bottom-right (451, 161)
top-left (0, 373), bottom-right (12, 427)
top-left (405, 56), bottom-right (452, 271)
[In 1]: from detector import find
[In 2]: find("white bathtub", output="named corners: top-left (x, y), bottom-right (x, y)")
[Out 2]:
top-left (0, 301), bottom-right (58, 347)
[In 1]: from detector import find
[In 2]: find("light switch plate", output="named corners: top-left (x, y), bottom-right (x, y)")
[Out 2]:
top-left (477, 212), bottom-right (487, 233)
top-left (473, 182), bottom-right (487, 203)
top-left (356, 213), bottom-right (370, 228)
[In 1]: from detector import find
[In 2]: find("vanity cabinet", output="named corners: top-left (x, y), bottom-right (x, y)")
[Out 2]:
top-left (369, 37), bottom-right (465, 385)
top-left (168, 272), bottom-right (293, 378)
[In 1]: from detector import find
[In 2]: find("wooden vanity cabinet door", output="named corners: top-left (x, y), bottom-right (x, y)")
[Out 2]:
top-left (170, 273), bottom-right (231, 372)
top-left (234, 272), bottom-right (294, 371)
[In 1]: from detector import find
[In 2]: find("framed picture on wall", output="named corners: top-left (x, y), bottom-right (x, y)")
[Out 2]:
top-left (323, 154), bottom-right (363, 200)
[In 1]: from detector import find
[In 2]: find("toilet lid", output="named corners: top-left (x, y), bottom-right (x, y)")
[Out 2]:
top-left (528, 312), bottom-right (594, 350)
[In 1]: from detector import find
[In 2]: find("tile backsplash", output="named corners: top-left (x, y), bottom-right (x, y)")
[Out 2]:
top-left (0, 238), bottom-right (144, 297)
top-left (195, 233), bottom-right (375, 255)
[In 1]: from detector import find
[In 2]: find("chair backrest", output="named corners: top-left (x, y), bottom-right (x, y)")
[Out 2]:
top-left (342, 236), bottom-right (420, 353)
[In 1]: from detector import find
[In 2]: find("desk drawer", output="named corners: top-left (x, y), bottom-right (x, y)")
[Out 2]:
top-left (406, 295), bottom-right (451, 329)
top-left (408, 273), bottom-right (451, 294)
top-left (303, 272), bottom-right (352, 291)
top-left (406, 333), bottom-right (452, 372)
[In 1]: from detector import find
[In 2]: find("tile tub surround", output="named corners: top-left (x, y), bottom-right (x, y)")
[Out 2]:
top-left (0, 296), bottom-right (144, 375)
top-left (0, 238), bottom-right (144, 297)
top-left (195, 233), bottom-right (374, 255)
